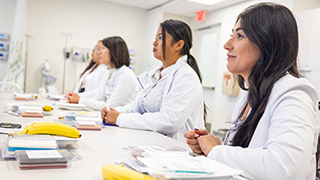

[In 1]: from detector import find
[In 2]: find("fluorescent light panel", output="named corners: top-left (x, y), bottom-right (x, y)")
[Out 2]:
top-left (188, 0), bottom-right (225, 5)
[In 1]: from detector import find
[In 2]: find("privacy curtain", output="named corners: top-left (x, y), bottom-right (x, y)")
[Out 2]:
top-left (3, 0), bottom-right (27, 91)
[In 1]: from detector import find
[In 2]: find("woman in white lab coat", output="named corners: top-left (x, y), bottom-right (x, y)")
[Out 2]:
top-left (67, 36), bottom-right (139, 110)
top-left (72, 40), bottom-right (103, 94)
top-left (185, 3), bottom-right (319, 180)
top-left (101, 20), bottom-right (206, 143)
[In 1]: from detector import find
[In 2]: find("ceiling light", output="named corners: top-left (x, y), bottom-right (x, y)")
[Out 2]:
top-left (188, 0), bottom-right (225, 5)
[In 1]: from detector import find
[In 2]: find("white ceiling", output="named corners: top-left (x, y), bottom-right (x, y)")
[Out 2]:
top-left (101, 0), bottom-right (250, 17)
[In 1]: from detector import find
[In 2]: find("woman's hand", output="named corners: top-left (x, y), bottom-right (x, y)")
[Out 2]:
top-left (198, 134), bottom-right (222, 156)
top-left (101, 107), bottom-right (109, 121)
top-left (184, 129), bottom-right (209, 154)
top-left (67, 92), bottom-right (80, 103)
top-left (104, 108), bottom-right (120, 125)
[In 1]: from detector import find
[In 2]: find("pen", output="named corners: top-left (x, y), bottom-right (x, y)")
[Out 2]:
top-left (104, 101), bottom-right (110, 111)
top-left (159, 169), bottom-right (214, 175)
top-left (103, 121), bottom-right (118, 127)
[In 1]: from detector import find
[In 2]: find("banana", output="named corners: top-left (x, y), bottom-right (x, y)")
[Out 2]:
top-left (13, 122), bottom-right (81, 138)
top-left (43, 105), bottom-right (53, 112)
top-left (101, 164), bottom-right (156, 180)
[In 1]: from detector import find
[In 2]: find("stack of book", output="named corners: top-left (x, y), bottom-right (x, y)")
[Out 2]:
top-left (19, 104), bottom-right (43, 117)
top-left (57, 102), bottom-right (86, 111)
top-left (15, 149), bottom-right (74, 169)
top-left (75, 121), bottom-right (102, 130)
top-left (7, 134), bottom-right (58, 155)
top-left (122, 146), bottom-right (242, 179)
top-left (14, 93), bottom-right (38, 101)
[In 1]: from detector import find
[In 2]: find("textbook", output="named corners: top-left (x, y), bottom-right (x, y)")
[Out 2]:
top-left (15, 149), bottom-right (74, 170)
top-left (21, 112), bottom-right (44, 118)
top-left (139, 156), bottom-right (242, 179)
top-left (123, 146), bottom-right (190, 158)
top-left (123, 146), bottom-right (242, 179)
top-left (53, 136), bottom-right (79, 149)
top-left (18, 104), bottom-right (43, 112)
top-left (75, 121), bottom-right (102, 130)
top-left (14, 93), bottom-right (38, 101)
top-left (57, 102), bottom-right (87, 111)
top-left (7, 134), bottom-right (58, 155)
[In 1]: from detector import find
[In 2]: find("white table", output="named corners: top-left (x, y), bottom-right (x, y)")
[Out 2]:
top-left (0, 92), bottom-right (189, 180)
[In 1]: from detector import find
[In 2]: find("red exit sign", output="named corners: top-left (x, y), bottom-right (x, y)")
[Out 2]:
top-left (197, 10), bottom-right (205, 21)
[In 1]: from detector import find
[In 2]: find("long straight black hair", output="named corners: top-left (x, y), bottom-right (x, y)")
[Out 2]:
top-left (79, 40), bottom-right (102, 78)
top-left (231, 3), bottom-right (301, 147)
top-left (102, 36), bottom-right (130, 69)
top-left (160, 19), bottom-right (207, 121)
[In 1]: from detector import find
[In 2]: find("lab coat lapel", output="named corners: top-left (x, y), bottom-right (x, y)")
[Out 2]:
top-left (162, 57), bottom-right (186, 101)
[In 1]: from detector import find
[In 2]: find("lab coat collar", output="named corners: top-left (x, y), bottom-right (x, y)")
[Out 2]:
top-left (148, 56), bottom-right (186, 77)
top-left (162, 57), bottom-right (188, 100)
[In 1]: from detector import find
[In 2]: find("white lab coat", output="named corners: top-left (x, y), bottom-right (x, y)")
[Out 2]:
top-left (79, 65), bottom-right (139, 110)
top-left (115, 57), bottom-right (205, 143)
top-left (77, 64), bottom-right (109, 100)
top-left (207, 74), bottom-right (319, 180)
top-left (73, 64), bottom-right (98, 93)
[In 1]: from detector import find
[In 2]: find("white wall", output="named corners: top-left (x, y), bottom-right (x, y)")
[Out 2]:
top-left (139, 11), bottom-right (193, 74)
top-left (163, 12), bottom-right (191, 24)
top-left (0, 0), bottom-right (17, 80)
top-left (293, 0), bottom-right (320, 13)
top-left (189, 0), bottom-right (294, 132)
top-left (25, 0), bottom-right (147, 94)
top-left (296, 7), bottom-right (320, 96)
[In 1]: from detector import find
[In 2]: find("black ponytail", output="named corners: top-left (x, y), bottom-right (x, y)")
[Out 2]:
top-left (160, 19), bottom-right (207, 121)
top-left (186, 54), bottom-right (202, 84)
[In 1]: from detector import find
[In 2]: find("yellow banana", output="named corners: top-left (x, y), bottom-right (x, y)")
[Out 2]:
top-left (14, 122), bottom-right (81, 138)
top-left (43, 105), bottom-right (53, 112)
top-left (101, 164), bottom-right (156, 180)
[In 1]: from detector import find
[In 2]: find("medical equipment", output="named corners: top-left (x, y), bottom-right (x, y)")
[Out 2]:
top-left (41, 59), bottom-right (57, 94)
top-left (0, 42), bottom-right (9, 50)
top-left (0, 52), bottom-right (8, 60)
top-left (0, 33), bottom-right (9, 40)
top-left (64, 48), bottom-right (71, 59)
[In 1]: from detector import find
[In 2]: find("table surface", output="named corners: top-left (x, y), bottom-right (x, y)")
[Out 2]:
top-left (0, 92), bottom-right (189, 180)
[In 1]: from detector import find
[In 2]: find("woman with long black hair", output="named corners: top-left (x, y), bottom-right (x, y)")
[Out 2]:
top-left (72, 40), bottom-right (103, 94)
top-left (101, 20), bottom-right (206, 143)
top-left (185, 3), bottom-right (319, 179)
top-left (68, 36), bottom-right (139, 110)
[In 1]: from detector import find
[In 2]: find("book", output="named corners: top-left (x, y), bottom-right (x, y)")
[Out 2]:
top-left (53, 136), bottom-right (79, 149)
top-left (49, 95), bottom-right (66, 101)
top-left (122, 146), bottom-right (242, 179)
top-left (138, 156), bottom-right (242, 179)
top-left (75, 121), bottom-right (102, 130)
top-left (14, 97), bottom-right (29, 101)
top-left (14, 93), bottom-right (38, 101)
top-left (18, 104), bottom-right (43, 112)
top-left (15, 149), bottom-right (74, 170)
top-left (123, 146), bottom-right (190, 158)
top-left (7, 134), bottom-right (58, 155)
top-left (57, 102), bottom-right (86, 111)
top-left (21, 112), bottom-right (44, 118)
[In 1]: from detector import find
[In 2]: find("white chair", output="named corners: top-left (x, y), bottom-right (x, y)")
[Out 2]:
top-left (0, 81), bottom-right (24, 93)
